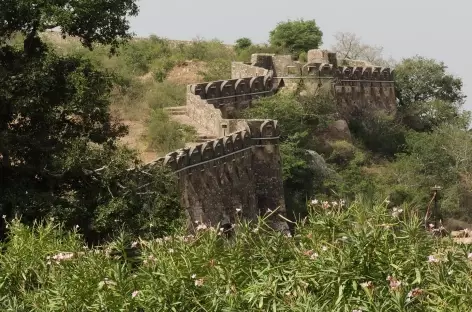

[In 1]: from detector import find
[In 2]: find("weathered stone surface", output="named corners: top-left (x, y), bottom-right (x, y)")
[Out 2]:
top-left (307, 49), bottom-right (331, 64)
top-left (157, 122), bottom-right (288, 232)
top-left (231, 62), bottom-right (268, 79)
top-left (324, 120), bottom-right (352, 142)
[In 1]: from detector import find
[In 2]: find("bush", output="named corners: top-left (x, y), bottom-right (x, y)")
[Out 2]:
top-left (146, 109), bottom-right (196, 154)
top-left (327, 140), bottom-right (357, 166)
top-left (146, 81), bottom-right (187, 110)
top-left (2, 199), bottom-right (472, 311)
top-left (198, 58), bottom-right (232, 81)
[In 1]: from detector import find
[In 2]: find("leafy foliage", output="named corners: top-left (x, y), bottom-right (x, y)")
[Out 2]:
top-left (235, 37), bottom-right (252, 51)
top-left (269, 19), bottom-right (323, 57)
top-left (2, 200), bottom-right (472, 311)
top-left (242, 91), bottom-right (338, 217)
top-left (146, 109), bottom-right (196, 154)
top-left (0, 0), bottom-right (182, 242)
top-left (0, 0), bottom-right (139, 54)
top-left (395, 56), bottom-right (466, 107)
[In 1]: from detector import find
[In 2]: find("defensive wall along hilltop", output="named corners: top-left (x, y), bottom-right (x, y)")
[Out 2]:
top-left (148, 119), bottom-right (288, 232)
top-left (154, 49), bottom-right (397, 231)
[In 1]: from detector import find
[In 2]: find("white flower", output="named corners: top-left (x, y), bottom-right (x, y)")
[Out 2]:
top-left (196, 223), bottom-right (208, 231)
top-left (340, 199), bottom-right (346, 207)
top-left (191, 274), bottom-right (196, 279)
top-left (131, 241), bottom-right (138, 248)
top-left (132, 290), bottom-right (139, 298)
top-left (321, 246), bottom-right (328, 252)
top-left (194, 278), bottom-right (204, 286)
top-left (236, 208), bottom-right (242, 213)
top-left (467, 253), bottom-right (472, 260)
top-left (331, 201), bottom-right (338, 207)
top-left (391, 207), bottom-right (403, 218)
top-left (360, 281), bottom-right (374, 290)
top-left (168, 248), bottom-right (174, 254)
top-left (428, 255), bottom-right (440, 263)
top-left (311, 199), bottom-right (319, 205)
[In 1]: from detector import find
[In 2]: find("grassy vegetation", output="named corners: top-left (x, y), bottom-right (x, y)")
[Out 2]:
top-left (38, 33), bottom-right (237, 155)
top-left (2, 199), bottom-right (471, 311)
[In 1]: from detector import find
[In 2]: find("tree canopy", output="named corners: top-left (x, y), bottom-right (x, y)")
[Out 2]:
top-left (235, 37), bottom-right (252, 51)
top-left (0, 0), bottom-right (138, 54)
top-left (0, 0), bottom-right (181, 242)
top-left (395, 56), bottom-right (466, 107)
top-left (394, 56), bottom-right (467, 132)
top-left (269, 19), bottom-right (323, 57)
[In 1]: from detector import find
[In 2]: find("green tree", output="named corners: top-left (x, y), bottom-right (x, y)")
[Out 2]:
top-left (395, 56), bottom-right (467, 131)
top-left (242, 92), bottom-right (337, 218)
top-left (269, 19), bottom-right (323, 57)
top-left (381, 122), bottom-right (472, 220)
top-left (395, 56), bottom-right (465, 106)
top-left (0, 0), bottom-right (138, 54)
top-left (235, 37), bottom-right (252, 51)
top-left (0, 0), bottom-right (182, 242)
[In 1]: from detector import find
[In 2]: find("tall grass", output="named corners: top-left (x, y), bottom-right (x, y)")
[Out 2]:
top-left (1, 199), bottom-right (471, 311)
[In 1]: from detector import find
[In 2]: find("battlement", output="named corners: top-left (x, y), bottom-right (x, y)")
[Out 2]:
top-left (151, 119), bottom-right (279, 172)
top-left (144, 48), bottom-right (398, 233)
top-left (334, 66), bottom-right (394, 81)
top-left (189, 75), bottom-right (275, 106)
top-left (143, 119), bottom-right (287, 233)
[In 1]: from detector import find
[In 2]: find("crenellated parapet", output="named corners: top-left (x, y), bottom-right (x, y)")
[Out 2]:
top-left (332, 66), bottom-right (396, 112)
top-left (143, 119), bottom-right (287, 233)
top-left (334, 66), bottom-right (394, 82)
top-left (153, 119), bottom-right (280, 173)
top-left (189, 74), bottom-right (275, 108)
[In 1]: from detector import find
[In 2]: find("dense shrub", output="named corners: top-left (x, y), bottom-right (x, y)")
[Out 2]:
top-left (1, 200), bottom-right (471, 311)
top-left (146, 109), bottom-right (196, 154)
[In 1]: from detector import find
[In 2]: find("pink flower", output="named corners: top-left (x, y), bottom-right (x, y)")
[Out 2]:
top-left (387, 276), bottom-right (401, 290)
top-left (407, 288), bottom-right (423, 299)
top-left (132, 290), bottom-right (139, 298)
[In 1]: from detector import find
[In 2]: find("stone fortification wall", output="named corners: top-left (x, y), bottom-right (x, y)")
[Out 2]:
top-left (228, 50), bottom-right (396, 115)
top-left (333, 66), bottom-right (396, 113)
top-left (188, 74), bottom-right (275, 136)
top-left (149, 49), bottom-right (397, 233)
top-left (149, 119), bottom-right (288, 232)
